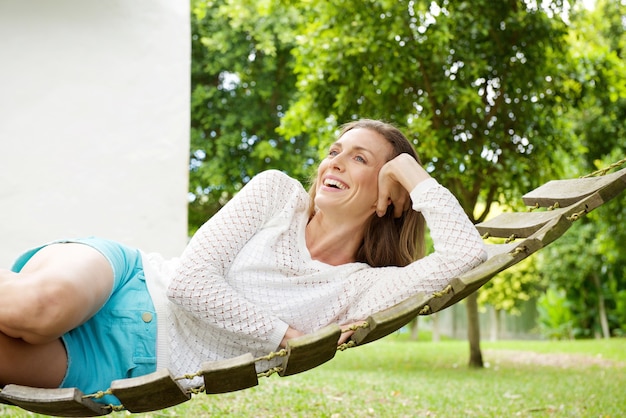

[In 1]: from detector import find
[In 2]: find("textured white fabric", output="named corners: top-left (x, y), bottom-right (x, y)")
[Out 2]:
top-left (143, 170), bottom-right (487, 382)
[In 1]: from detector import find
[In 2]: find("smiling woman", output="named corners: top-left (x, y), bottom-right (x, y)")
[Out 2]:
top-left (307, 120), bottom-right (431, 268)
top-left (0, 119), bottom-right (487, 406)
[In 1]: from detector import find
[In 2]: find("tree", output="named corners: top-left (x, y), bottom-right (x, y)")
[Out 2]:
top-left (279, 0), bottom-right (572, 367)
top-left (189, 0), bottom-right (315, 233)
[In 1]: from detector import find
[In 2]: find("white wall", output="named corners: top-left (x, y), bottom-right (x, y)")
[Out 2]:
top-left (0, 0), bottom-right (190, 266)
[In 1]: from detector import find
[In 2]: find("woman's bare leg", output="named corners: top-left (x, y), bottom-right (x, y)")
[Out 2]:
top-left (0, 332), bottom-right (66, 387)
top-left (0, 243), bottom-right (114, 387)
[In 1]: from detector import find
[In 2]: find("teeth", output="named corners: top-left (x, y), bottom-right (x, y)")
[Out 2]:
top-left (323, 179), bottom-right (348, 190)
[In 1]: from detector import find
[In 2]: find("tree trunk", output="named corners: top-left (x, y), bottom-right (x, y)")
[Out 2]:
top-left (591, 273), bottom-right (611, 338)
top-left (489, 306), bottom-right (498, 342)
top-left (452, 304), bottom-right (458, 338)
top-left (410, 316), bottom-right (419, 341)
top-left (432, 312), bottom-right (440, 342)
top-left (466, 292), bottom-right (484, 368)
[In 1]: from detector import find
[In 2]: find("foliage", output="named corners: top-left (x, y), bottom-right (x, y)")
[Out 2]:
top-left (536, 188), bottom-right (626, 339)
top-left (536, 287), bottom-right (575, 339)
top-left (477, 256), bottom-right (542, 315)
top-left (564, 0), bottom-right (626, 168)
top-left (189, 0), bottom-right (316, 233)
top-left (280, 0), bottom-right (573, 222)
top-left (533, 0), bottom-right (626, 339)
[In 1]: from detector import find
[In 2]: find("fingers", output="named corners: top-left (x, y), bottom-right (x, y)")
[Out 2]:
top-left (377, 158), bottom-right (412, 218)
top-left (338, 321), bottom-right (367, 345)
top-left (392, 192), bottom-right (411, 218)
top-left (377, 180), bottom-right (410, 218)
top-left (376, 164), bottom-right (392, 216)
top-left (376, 196), bottom-right (390, 218)
top-left (280, 326), bottom-right (304, 348)
top-left (338, 330), bottom-right (354, 345)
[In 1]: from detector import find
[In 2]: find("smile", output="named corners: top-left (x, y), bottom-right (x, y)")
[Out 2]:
top-left (323, 178), bottom-right (349, 190)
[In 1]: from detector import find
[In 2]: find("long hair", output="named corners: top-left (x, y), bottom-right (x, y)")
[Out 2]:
top-left (308, 119), bottom-right (426, 267)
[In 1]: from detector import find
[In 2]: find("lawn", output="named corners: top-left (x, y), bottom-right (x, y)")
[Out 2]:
top-left (2, 334), bottom-right (624, 417)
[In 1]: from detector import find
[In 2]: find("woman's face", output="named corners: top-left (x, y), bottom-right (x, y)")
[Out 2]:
top-left (314, 128), bottom-right (393, 219)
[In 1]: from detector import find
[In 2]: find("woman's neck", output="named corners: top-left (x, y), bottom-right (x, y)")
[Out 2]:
top-left (305, 212), bottom-right (367, 266)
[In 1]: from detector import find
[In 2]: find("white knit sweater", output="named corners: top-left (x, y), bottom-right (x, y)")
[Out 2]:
top-left (142, 170), bottom-right (486, 384)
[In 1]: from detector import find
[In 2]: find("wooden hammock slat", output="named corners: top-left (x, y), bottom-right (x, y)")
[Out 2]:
top-left (432, 238), bottom-right (543, 312)
top-left (522, 167), bottom-right (626, 207)
top-left (520, 186), bottom-right (615, 252)
top-left (352, 293), bottom-right (429, 345)
top-left (0, 385), bottom-right (109, 417)
top-left (109, 368), bottom-right (190, 413)
top-left (479, 167), bottom-right (626, 239)
top-left (457, 169), bottom-right (626, 312)
top-left (280, 324), bottom-right (342, 376)
top-left (201, 353), bottom-right (258, 394)
top-left (445, 197), bottom-right (595, 312)
top-left (475, 209), bottom-right (565, 238)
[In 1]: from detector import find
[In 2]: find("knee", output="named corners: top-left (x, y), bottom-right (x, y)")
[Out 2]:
top-left (0, 273), bottom-right (72, 344)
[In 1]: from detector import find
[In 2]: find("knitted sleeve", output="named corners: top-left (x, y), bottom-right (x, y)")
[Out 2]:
top-left (166, 170), bottom-right (291, 351)
top-left (345, 178), bottom-right (488, 321)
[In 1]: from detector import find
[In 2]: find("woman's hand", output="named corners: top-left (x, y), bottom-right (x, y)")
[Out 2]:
top-left (282, 322), bottom-right (366, 348)
top-left (338, 321), bottom-right (367, 345)
top-left (376, 153), bottom-right (431, 217)
top-left (280, 326), bottom-right (304, 348)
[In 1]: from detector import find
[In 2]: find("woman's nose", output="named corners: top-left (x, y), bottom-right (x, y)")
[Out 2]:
top-left (330, 151), bottom-right (349, 171)
top-left (331, 155), bottom-right (345, 171)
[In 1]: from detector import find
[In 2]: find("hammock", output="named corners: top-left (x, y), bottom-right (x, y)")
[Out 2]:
top-left (2, 162), bottom-right (625, 417)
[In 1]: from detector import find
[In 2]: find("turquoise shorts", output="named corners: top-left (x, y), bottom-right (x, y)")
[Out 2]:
top-left (11, 237), bottom-right (158, 405)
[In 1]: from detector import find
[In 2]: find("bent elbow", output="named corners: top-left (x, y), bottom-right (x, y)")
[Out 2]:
top-left (476, 243), bottom-right (488, 263)
top-left (467, 242), bottom-right (488, 269)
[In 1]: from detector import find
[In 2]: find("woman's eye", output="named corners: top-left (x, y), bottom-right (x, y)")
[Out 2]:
top-left (355, 155), bottom-right (366, 163)
top-left (329, 149), bottom-right (339, 157)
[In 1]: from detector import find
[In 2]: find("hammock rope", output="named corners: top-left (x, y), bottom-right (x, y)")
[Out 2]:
top-left (1, 161), bottom-right (625, 417)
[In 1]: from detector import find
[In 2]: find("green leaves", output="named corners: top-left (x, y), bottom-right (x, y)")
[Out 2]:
top-left (189, 0), bottom-right (316, 230)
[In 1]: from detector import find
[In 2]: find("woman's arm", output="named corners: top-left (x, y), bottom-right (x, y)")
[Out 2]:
top-left (166, 171), bottom-right (296, 351)
top-left (345, 155), bottom-right (487, 320)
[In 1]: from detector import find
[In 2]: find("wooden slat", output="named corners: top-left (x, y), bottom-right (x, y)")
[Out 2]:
top-left (0, 393), bottom-right (15, 406)
top-left (433, 189), bottom-right (607, 312)
top-left (0, 385), bottom-right (108, 417)
top-left (484, 242), bottom-right (521, 259)
top-left (431, 239), bottom-right (543, 312)
top-left (110, 368), bottom-right (190, 413)
top-left (201, 353), bottom-right (258, 394)
top-left (352, 294), bottom-right (429, 345)
top-left (522, 167), bottom-right (626, 207)
top-left (475, 209), bottom-right (565, 238)
top-left (280, 324), bottom-right (342, 376)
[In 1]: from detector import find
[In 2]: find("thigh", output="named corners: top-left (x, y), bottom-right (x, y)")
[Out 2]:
top-left (20, 242), bottom-right (114, 314)
top-left (0, 331), bottom-right (66, 388)
top-left (1, 243), bottom-right (114, 343)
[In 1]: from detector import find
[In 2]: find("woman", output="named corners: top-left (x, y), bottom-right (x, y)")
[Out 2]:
top-left (0, 119), bottom-right (487, 402)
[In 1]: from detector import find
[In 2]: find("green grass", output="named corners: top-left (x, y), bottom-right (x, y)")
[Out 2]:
top-left (2, 334), bottom-right (625, 417)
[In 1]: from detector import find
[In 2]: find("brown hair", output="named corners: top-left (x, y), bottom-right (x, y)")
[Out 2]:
top-left (308, 119), bottom-right (426, 267)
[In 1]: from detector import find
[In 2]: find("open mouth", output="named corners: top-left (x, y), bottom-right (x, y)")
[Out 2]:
top-left (323, 178), bottom-right (348, 190)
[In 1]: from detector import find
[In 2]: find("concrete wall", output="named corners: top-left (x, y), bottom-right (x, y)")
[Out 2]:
top-left (0, 0), bottom-right (190, 266)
